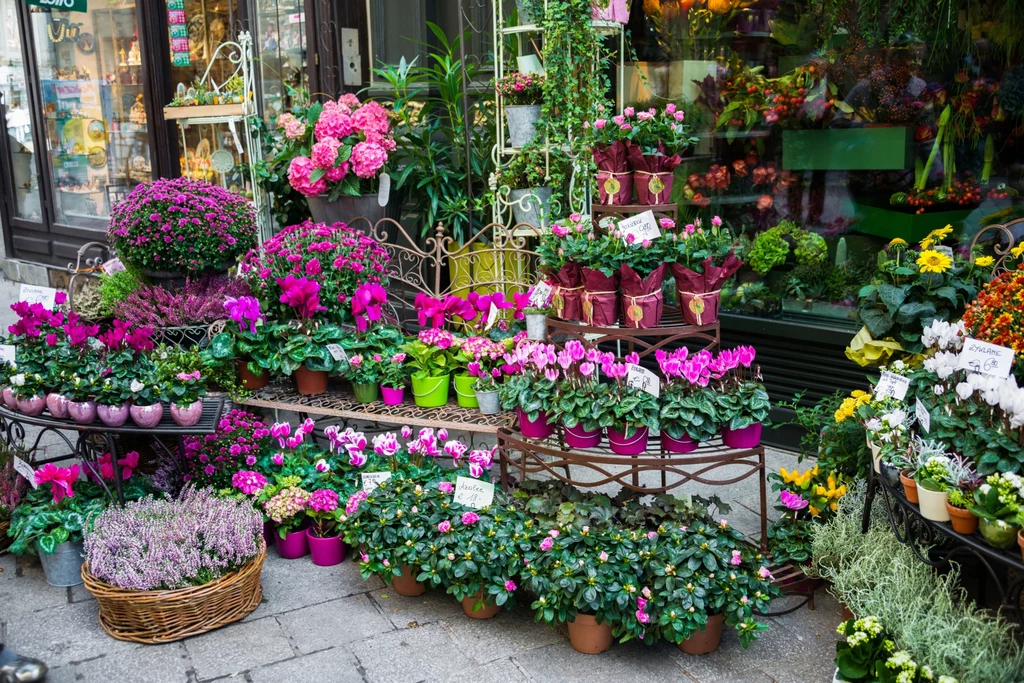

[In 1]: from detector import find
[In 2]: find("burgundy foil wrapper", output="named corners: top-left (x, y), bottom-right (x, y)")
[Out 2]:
top-left (546, 263), bottom-right (583, 321)
top-left (619, 263), bottom-right (666, 328)
top-left (670, 253), bottom-right (743, 326)
top-left (581, 267), bottom-right (620, 327)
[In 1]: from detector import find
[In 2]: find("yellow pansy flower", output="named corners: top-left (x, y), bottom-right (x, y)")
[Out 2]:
top-left (917, 249), bottom-right (953, 274)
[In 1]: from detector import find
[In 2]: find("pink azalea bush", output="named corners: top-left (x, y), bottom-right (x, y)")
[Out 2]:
top-left (107, 177), bottom-right (257, 273)
top-left (239, 220), bottom-right (389, 324)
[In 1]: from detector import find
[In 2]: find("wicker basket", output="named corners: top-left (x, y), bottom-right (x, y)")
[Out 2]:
top-left (81, 543), bottom-right (265, 644)
top-left (0, 519), bottom-right (10, 553)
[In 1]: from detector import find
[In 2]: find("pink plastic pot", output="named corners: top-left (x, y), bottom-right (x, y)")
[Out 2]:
top-left (381, 386), bottom-right (405, 405)
top-left (306, 529), bottom-right (346, 567)
top-left (15, 395), bottom-right (45, 416)
top-left (274, 528), bottom-right (309, 559)
top-left (518, 408), bottom-right (555, 439)
top-left (722, 423), bottom-right (763, 449)
top-left (97, 403), bottom-right (129, 427)
top-left (130, 403), bottom-right (164, 428)
top-left (564, 423), bottom-right (602, 449)
top-left (2, 387), bottom-right (16, 410)
top-left (661, 432), bottom-right (698, 454)
top-left (68, 400), bottom-right (97, 424)
top-left (170, 400), bottom-right (203, 427)
top-left (45, 393), bottom-right (70, 419)
top-left (608, 426), bottom-right (649, 455)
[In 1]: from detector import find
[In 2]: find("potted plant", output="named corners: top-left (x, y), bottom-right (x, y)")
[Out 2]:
top-left (667, 217), bottom-right (743, 326)
top-left (165, 370), bottom-right (206, 427)
top-left (82, 487), bottom-right (265, 643)
top-left (657, 347), bottom-right (719, 452)
top-left (714, 346), bottom-right (771, 448)
top-left (128, 361), bottom-right (165, 428)
top-left (184, 409), bottom-right (272, 490)
top-left (10, 371), bottom-right (46, 416)
top-left (7, 463), bottom-right (106, 587)
top-left (380, 350), bottom-right (408, 405)
top-left (460, 336), bottom-right (512, 415)
top-left (345, 352), bottom-right (383, 403)
top-left (626, 104), bottom-right (697, 205)
top-left (498, 340), bottom-right (559, 438)
top-left (599, 353), bottom-right (659, 454)
top-left (65, 372), bottom-right (99, 424)
top-left (263, 484), bottom-right (311, 559)
top-left (401, 329), bottom-right (457, 408)
top-left (967, 473), bottom-right (1023, 549)
top-left (913, 450), bottom-right (957, 522)
top-left (536, 215), bottom-right (589, 322)
top-left (94, 377), bottom-right (132, 427)
top-left (833, 617), bottom-right (896, 682)
top-left (305, 489), bottom-right (345, 567)
top-left (494, 143), bottom-right (564, 227)
top-left (575, 227), bottom-right (621, 328)
top-left (276, 320), bottom-right (345, 396)
top-left (589, 109), bottom-right (634, 205)
top-left (496, 71), bottom-right (545, 148)
top-left (608, 225), bottom-right (668, 329)
top-left (523, 284), bottom-right (553, 340)
top-left (0, 445), bottom-right (27, 553)
top-left (213, 295), bottom-right (272, 390)
top-left (946, 487), bottom-right (979, 535)
top-left (554, 342), bottom-right (611, 448)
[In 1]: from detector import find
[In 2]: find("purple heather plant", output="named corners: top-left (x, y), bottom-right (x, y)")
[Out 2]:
top-left (84, 486), bottom-right (263, 591)
top-left (113, 277), bottom-right (253, 328)
top-left (107, 177), bottom-right (257, 273)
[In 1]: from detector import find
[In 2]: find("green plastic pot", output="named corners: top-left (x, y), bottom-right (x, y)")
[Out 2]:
top-left (411, 373), bottom-right (450, 408)
top-left (352, 382), bottom-right (379, 403)
top-left (453, 373), bottom-right (479, 408)
top-left (978, 517), bottom-right (1020, 549)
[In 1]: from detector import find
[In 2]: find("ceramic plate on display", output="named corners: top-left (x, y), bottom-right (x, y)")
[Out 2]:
top-left (210, 149), bottom-right (235, 174)
top-left (77, 32), bottom-right (96, 54)
top-left (87, 147), bottom-right (107, 168)
top-left (87, 120), bottom-right (106, 142)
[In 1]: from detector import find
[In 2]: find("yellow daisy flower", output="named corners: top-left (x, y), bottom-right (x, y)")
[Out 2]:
top-left (887, 238), bottom-right (907, 248)
top-left (920, 236), bottom-right (934, 249)
top-left (1012, 244), bottom-right (1024, 259)
top-left (917, 249), bottom-right (953, 274)
top-left (974, 256), bottom-right (994, 268)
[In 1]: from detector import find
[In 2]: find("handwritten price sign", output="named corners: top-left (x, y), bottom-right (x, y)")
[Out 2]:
top-left (19, 284), bottom-right (58, 309)
top-left (873, 371), bottom-right (910, 401)
top-left (617, 210), bottom-right (661, 244)
top-left (326, 344), bottom-right (348, 362)
top-left (361, 472), bottom-right (392, 493)
top-left (453, 476), bottom-right (495, 510)
top-left (0, 345), bottom-right (15, 364)
top-left (958, 338), bottom-right (1014, 379)
top-left (626, 363), bottom-right (660, 398)
top-left (13, 456), bottom-right (38, 489)
top-left (915, 399), bottom-right (930, 433)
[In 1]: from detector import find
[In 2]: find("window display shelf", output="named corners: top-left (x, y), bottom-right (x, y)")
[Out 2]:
top-left (163, 103), bottom-right (245, 121)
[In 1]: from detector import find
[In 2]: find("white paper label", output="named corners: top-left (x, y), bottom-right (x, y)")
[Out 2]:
top-left (0, 345), bottom-right (15, 363)
top-left (12, 456), bottom-right (38, 489)
top-left (529, 282), bottom-right (553, 308)
top-left (617, 210), bottom-right (661, 244)
top-left (626, 363), bottom-right (660, 398)
top-left (361, 471), bottom-right (392, 493)
top-left (378, 172), bottom-right (391, 207)
top-left (874, 371), bottom-right (910, 401)
top-left (915, 399), bottom-right (930, 433)
top-left (485, 302), bottom-right (499, 330)
top-left (326, 344), bottom-right (348, 362)
top-left (958, 338), bottom-right (1014, 378)
top-left (19, 284), bottom-right (58, 309)
top-left (453, 475), bottom-right (495, 510)
top-left (101, 258), bottom-right (125, 275)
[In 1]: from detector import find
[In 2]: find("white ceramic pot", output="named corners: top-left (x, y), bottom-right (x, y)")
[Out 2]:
top-left (916, 484), bottom-right (950, 522)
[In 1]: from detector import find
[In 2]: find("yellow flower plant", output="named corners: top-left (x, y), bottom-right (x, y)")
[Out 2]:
top-left (974, 255), bottom-right (994, 268)
top-left (916, 249), bottom-right (953, 274)
top-left (834, 389), bottom-right (871, 423)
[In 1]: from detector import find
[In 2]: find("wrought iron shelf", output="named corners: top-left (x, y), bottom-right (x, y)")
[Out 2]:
top-left (0, 399), bottom-right (224, 436)
top-left (590, 203), bottom-right (679, 223)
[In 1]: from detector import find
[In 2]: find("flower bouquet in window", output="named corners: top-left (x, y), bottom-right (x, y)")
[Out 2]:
top-left (606, 222), bottom-right (671, 328)
top-left (589, 107), bottom-right (634, 205)
top-left (596, 352), bottom-right (660, 454)
top-left (667, 216), bottom-right (742, 326)
top-left (400, 329), bottom-right (458, 408)
top-left (536, 214), bottom-right (590, 322)
top-left (625, 104), bottom-right (697, 205)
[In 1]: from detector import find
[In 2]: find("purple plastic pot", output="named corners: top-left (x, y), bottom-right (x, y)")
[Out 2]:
top-left (130, 403), bottom-right (164, 429)
top-left (564, 423), bottom-right (602, 449)
top-left (15, 395), bottom-right (46, 416)
top-left (306, 529), bottom-right (346, 567)
top-left (722, 423), bottom-right (762, 449)
top-left (275, 528), bottom-right (309, 559)
top-left (518, 408), bottom-right (555, 439)
top-left (2, 387), bottom-right (17, 410)
top-left (45, 393), bottom-right (70, 419)
top-left (68, 400), bottom-right (97, 424)
top-left (170, 400), bottom-right (203, 427)
top-left (608, 426), bottom-right (649, 455)
top-left (381, 386), bottom-right (405, 405)
top-left (97, 403), bottom-right (130, 427)
top-left (661, 432), bottom-right (699, 454)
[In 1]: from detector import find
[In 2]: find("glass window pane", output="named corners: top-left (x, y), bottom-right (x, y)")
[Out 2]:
top-left (255, 0), bottom-right (308, 121)
top-left (1, 0), bottom-right (41, 221)
top-left (30, 5), bottom-right (151, 223)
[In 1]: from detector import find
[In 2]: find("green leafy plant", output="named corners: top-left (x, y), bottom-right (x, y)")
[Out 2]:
top-left (748, 221), bottom-right (827, 276)
top-left (8, 478), bottom-right (107, 555)
top-left (98, 268), bottom-right (145, 316)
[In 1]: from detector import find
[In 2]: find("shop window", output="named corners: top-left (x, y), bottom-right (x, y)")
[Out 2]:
top-left (0, 0), bottom-right (41, 221)
top-left (254, 0), bottom-right (308, 121)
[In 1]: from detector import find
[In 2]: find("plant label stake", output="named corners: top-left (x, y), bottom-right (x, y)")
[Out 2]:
top-left (453, 476), bottom-right (494, 509)
top-left (529, 281), bottom-right (553, 308)
top-left (326, 344), bottom-right (348, 362)
top-left (626, 364), bottom-right (660, 398)
top-left (361, 471), bottom-right (392, 493)
top-left (617, 210), bottom-right (661, 244)
top-left (12, 456), bottom-right (38, 489)
top-left (957, 338), bottom-right (1014, 379)
top-left (378, 172), bottom-right (391, 207)
top-left (915, 399), bottom-right (930, 433)
top-left (485, 302), bottom-right (500, 330)
top-left (101, 258), bottom-right (125, 275)
top-left (873, 371), bottom-right (909, 401)
top-left (19, 284), bottom-right (58, 309)
top-left (0, 345), bottom-right (15, 363)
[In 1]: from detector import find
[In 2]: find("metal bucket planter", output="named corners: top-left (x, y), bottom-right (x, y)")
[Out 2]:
top-left (505, 104), bottom-right (542, 148)
top-left (476, 389), bottom-right (500, 415)
top-left (509, 187), bottom-right (552, 227)
top-left (526, 313), bottom-right (547, 340)
top-left (38, 540), bottom-right (85, 587)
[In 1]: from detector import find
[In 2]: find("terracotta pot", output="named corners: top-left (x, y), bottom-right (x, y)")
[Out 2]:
top-left (840, 603), bottom-right (855, 622)
top-left (900, 470), bottom-right (919, 504)
top-left (237, 360), bottom-right (269, 390)
top-left (2, 386), bottom-right (16, 410)
top-left (567, 614), bottom-right (613, 654)
top-left (67, 400), bottom-right (97, 424)
top-left (294, 365), bottom-right (328, 395)
top-left (678, 613), bottom-right (724, 655)
top-left (15, 395), bottom-right (46, 416)
top-left (97, 403), bottom-right (130, 427)
top-left (392, 564), bottom-right (426, 597)
top-left (45, 393), bottom-right (70, 419)
top-left (170, 400), bottom-right (203, 427)
top-left (946, 504), bottom-right (978, 535)
top-left (461, 591), bottom-right (501, 619)
top-left (130, 403), bottom-right (164, 428)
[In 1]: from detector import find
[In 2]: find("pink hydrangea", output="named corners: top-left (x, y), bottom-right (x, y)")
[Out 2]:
top-left (311, 137), bottom-right (342, 169)
top-left (308, 489), bottom-right (340, 513)
top-left (314, 107), bottom-right (355, 140)
top-left (278, 113), bottom-right (306, 140)
top-left (326, 161), bottom-right (350, 182)
top-left (351, 141), bottom-right (388, 179)
top-left (231, 470), bottom-right (267, 495)
top-left (288, 156), bottom-right (327, 197)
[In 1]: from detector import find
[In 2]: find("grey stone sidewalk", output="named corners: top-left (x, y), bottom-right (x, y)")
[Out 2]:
top-left (1, 547), bottom-right (841, 683)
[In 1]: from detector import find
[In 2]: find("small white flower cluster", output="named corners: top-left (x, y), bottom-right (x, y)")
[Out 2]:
top-left (868, 408), bottom-right (913, 443)
top-left (921, 319), bottom-right (966, 352)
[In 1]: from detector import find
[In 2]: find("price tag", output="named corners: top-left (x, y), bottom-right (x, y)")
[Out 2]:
top-left (101, 258), bottom-right (125, 275)
top-left (915, 399), bottom-right (930, 434)
top-left (626, 363), bottom-right (660, 398)
top-left (873, 371), bottom-right (910, 401)
top-left (19, 284), bottom-right (58, 309)
top-left (377, 172), bottom-right (391, 207)
top-left (485, 302), bottom-right (499, 330)
top-left (529, 282), bottom-right (553, 308)
top-left (617, 210), bottom-right (661, 244)
top-left (12, 456), bottom-right (38, 489)
top-left (326, 344), bottom-right (348, 362)
top-left (0, 345), bottom-right (15, 364)
top-left (453, 476), bottom-right (495, 510)
top-left (361, 471), bottom-right (392, 493)
top-left (958, 338), bottom-right (1014, 378)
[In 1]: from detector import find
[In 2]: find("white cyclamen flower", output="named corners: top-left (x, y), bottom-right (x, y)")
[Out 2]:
top-left (129, 379), bottom-right (145, 393)
top-left (955, 382), bottom-right (974, 401)
top-left (9, 373), bottom-right (24, 387)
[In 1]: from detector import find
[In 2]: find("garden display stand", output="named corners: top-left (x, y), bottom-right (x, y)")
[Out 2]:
top-left (0, 398), bottom-right (224, 505)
